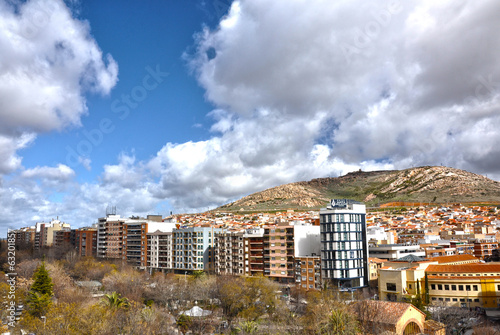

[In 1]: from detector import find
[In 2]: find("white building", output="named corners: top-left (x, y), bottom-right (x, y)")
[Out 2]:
top-left (173, 226), bottom-right (223, 272)
top-left (369, 244), bottom-right (426, 260)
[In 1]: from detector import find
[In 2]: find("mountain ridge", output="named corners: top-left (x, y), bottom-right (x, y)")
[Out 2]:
top-left (216, 166), bottom-right (500, 212)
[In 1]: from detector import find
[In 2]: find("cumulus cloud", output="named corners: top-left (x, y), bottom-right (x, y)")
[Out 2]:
top-left (152, 0), bottom-right (500, 209)
top-left (0, 133), bottom-right (35, 174)
top-left (0, 0), bottom-right (118, 181)
top-left (4, 0), bottom-right (500, 233)
top-left (22, 164), bottom-right (75, 181)
top-left (0, 0), bottom-right (118, 134)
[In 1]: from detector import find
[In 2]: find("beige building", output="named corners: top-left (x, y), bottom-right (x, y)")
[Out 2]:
top-left (426, 263), bottom-right (500, 308)
top-left (378, 256), bottom-right (435, 301)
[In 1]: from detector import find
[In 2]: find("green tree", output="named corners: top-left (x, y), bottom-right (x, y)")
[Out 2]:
top-left (101, 292), bottom-right (130, 310)
top-left (424, 273), bottom-right (430, 305)
top-left (236, 320), bottom-right (258, 334)
top-left (27, 262), bottom-right (53, 317)
top-left (320, 308), bottom-right (359, 335)
top-left (30, 262), bottom-right (53, 296)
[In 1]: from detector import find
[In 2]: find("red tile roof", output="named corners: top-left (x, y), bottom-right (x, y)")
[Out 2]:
top-left (426, 263), bottom-right (500, 273)
top-left (429, 254), bottom-right (479, 264)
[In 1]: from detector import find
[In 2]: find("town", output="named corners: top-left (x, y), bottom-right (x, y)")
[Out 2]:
top-left (4, 199), bottom-right (500, 334)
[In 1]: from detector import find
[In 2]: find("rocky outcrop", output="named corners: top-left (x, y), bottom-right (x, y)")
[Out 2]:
top-left (217, 166), bottom-right (500, 211)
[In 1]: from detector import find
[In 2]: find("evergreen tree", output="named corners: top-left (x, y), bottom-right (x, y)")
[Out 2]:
top-left (424, 273), bottom-right (429, 305)
top-left (30, 262), bottom-right (53, 296)
top-left (27, 262), bottom-right (53, 317)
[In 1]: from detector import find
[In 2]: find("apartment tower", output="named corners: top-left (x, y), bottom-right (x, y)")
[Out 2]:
top-left (320, 199), bottom-right (368, 289)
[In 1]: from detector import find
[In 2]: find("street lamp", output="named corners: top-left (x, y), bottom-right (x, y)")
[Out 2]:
top-left (41, 315), bottom-right (46, 328)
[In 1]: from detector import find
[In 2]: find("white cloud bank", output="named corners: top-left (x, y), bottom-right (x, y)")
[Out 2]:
top-left (0, 0), bottom-right (118, 171)
top-left (2, 0), bottom-right (500, 233)
top-left (149, 0), bottom-right (500, 209)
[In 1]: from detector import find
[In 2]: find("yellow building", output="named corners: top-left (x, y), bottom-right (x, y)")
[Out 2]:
top-left (426, 263), bottom-right (500, 308)
top-left (378, 255), bottom-right (436, 301)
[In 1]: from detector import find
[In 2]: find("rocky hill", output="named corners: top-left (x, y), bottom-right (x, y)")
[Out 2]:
top-left (217, 166), bottom-right (500, 212)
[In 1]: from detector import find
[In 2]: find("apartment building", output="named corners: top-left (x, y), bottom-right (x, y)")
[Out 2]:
top-left (97, 214), bottom-right (174, 266)
top-left (295, 256), bottom-right (321, 290)
top-left (320, 199), bottom-right (368, 289)
top-left (14, 227), bottom-right (36, 249)
top-left (473, 240), bottom-right (499, 260)
top-left (245, 228), bottom-right (265, 276)
top-left (264, 222), bottom-right (320, 284)
top-left (147, 231), bottom-right (173, 273)
top-left (53, 228), bottom-right (75, 249)
top-left (97, 215), bottom-right (125, 259)
top-left (213, 230), bottom-right (246, 275)
top-left (450, 241), bottom-right (475, 255)
top-left (75, 227), bottom-right (97, 257)
top-left (173, 226), bottom-right (223, 273)
top-left (34, 220), bottom-right (71, 249)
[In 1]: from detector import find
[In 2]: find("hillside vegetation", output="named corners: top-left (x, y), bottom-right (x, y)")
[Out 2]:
top-left (217, 166), bottom-right (500, 212)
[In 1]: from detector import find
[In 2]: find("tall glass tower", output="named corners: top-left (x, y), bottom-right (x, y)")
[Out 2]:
top-left (320, 199), bottom-right (368, 289)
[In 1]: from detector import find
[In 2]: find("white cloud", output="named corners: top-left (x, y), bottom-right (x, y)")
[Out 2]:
top-left (22, 164), bottom-right (75, 181)
top-left (0, 0), bottom-right (118, 134)
top-left (0, 0), bottom-right (118, 180)
top-left (155, 0), bottom-right (500, 209)
top-left (4, 0), bottom-right (500, 234)
top-left (0, 133), bottom-right (35, 174)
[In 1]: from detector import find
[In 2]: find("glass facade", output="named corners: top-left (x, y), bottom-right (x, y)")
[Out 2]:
top-left (320, 200), bottom-right (368, 289)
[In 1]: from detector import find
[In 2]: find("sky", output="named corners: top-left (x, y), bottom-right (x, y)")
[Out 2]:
top-left (1, 0), bottom-right (500, 235)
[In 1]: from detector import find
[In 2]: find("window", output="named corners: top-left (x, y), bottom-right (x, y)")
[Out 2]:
top-left (445, 285), bottom-right (449, 290)
top-left (452, 298), bottom-right (458, 302)
top-left (466, 285), bottom-right (471, 291)
top-left (473, 285), bottom-right (478, 291)
top-left (431, 284), bottom-right (436, 290)
top-left (459, 285), bottom-right (464, 291)
top-left (438, 284), bottom-right (443, 290)
top-left (386, 283), bottom-right (397, 291)
top-left (452, 285), bottom-right (457, 290)
top-left (408, 284), bottom-right (412, 289)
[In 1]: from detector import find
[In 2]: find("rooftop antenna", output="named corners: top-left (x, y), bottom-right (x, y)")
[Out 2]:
top-left (106, 205), bottom-right (117, 216)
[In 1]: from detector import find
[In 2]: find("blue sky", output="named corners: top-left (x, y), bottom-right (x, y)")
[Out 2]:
top-left (22, 1), bottom-right (222, 179)
top-left (1, 0), bottom-right (500, 236)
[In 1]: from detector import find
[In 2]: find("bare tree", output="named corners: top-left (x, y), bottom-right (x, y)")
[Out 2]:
top-left (429, 302), bottom-right (481, 335)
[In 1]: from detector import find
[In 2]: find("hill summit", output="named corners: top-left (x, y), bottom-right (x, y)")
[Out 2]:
top-left (217, 166), bottom-right (500, 212)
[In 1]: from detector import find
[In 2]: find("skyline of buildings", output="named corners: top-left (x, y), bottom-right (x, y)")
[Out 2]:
top-left (7, 200), bottom-right (500, 298)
